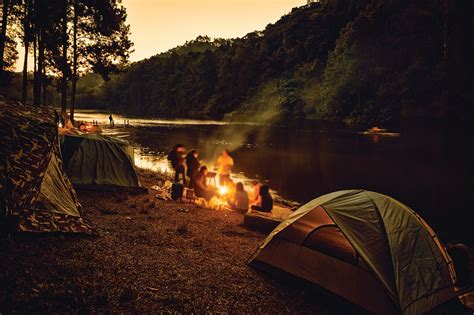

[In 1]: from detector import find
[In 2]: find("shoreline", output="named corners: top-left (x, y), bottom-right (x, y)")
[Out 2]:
top-left (0, 168), bottom-right (472, 313)
top-left (0, 170), bottom-right (342, 313)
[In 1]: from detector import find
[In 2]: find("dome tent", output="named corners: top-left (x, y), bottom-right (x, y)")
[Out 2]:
top-left (0, 96), bottom-right (93, 233)
top-left (249, 190), bottom-right (458, 314)
top-left (61, 133), bottom-right (142, 190)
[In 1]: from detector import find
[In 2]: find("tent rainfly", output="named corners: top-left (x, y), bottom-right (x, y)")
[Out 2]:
top-left (61, 133), bottom-right (142, 190)
top-left (249, 190), bottom-right (458, 315)
top-left (0, 96), bottom-right (93, 233)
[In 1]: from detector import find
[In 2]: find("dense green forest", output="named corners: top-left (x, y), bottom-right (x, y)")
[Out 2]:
top-left (5, 0), bottom-right (474, 127)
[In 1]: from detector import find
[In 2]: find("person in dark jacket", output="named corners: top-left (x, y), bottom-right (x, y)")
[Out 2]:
top-left (167, 144), bottom-right (187, 185)
top-left (185, 149), bottom-right (200, 188)
top-left (194, 166), bottom-right (215, 201)
top-left (251, 184), bottom-right (273, 212)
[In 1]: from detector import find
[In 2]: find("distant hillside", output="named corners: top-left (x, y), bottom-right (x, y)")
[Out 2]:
top-left (77, 0), bottom-right (474, 127)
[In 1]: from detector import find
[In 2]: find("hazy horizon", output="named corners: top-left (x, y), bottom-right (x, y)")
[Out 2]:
top-left (15, 0), bottom-right (304, 71)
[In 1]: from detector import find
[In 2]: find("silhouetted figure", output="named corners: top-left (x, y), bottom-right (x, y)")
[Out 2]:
top-left (167, 144), bottom-right (187, 185)
top-left (109, 114), bottom-right (114, 126)
top-left (59, 111), bottom-right (67, 128)
top-left (216, 149), bottom-right (233, 186)
top-left (186, 149), bottom-right (200, 188)
top-left (194, 166), bottom-right (215, 201)
top-left (251, 185), bottom-right (273, 212)
top-left (54, 110), bottom-right (60, 125)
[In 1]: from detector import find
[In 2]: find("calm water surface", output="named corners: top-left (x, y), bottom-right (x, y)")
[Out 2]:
top-left (74, 110), bottom-right (474, 241)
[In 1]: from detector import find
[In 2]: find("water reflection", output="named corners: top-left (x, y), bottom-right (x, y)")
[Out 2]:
top-left (75, 110), bottom-right (474, 241)
top-left (73, 110), bottom-right (266, 127)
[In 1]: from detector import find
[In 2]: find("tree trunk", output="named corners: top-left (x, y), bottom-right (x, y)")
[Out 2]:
top-left (60, 0), bottom-right (68, 115)
top-left (70, 0), bottom-right (77, 122)
top-left (35, 30), bottom-right (44, 106)
top-left (33, 31), bottom-right (40, 105)
top-left (0, 0), bottom-right (10, 74)
top-left (42, 66), bottom-right (46, 106)
top-left (33, 32), bottom-right (36, 104)
top-left (22, 45), bottom-right (28, 102)
top-left (21, 0), bottom-right (29, 103)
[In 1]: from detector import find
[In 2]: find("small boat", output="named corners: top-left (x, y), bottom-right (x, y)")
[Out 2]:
top-left (360, 126), bottom-right (400, 137)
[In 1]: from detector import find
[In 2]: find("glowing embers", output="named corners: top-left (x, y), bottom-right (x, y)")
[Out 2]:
top-left (206, 183), bottom-right (233, 210)
top-left (218, 185), bottom-right (229, 196)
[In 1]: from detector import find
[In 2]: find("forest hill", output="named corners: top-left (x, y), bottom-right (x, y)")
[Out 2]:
top-left (2, 0), bottom-right (473, 128)
top-left (76, 0), bottom-right (472, 127)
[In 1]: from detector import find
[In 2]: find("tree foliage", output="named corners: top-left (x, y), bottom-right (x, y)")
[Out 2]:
top-left (4, 0), bottom-right (472, 126)
top-left (88, 0), bottom-right (473, 126)
top-left (0, 0), bottom-right (132, 117)
top-left (316, 0), bottom-right (452, 126)
top-left (98, 1), bottom-right (369, 119)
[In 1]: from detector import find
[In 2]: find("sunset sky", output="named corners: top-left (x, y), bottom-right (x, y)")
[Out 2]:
top-left (15, 0), bottom-right (304, 71)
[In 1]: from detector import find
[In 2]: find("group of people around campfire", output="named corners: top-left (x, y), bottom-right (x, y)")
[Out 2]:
top-left (168, 144), bottom-right (273, 212)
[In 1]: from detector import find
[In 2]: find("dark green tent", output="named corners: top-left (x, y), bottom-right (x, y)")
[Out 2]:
top-left (250, 190), bottom-right (459, 314)
top-left (61, 133), bottom-right (142, 190)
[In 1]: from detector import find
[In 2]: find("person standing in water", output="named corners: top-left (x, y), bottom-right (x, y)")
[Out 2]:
top-left (216, 150), bottom-right (234, 186)
top-left (109, 114), bottom-right (114, 126)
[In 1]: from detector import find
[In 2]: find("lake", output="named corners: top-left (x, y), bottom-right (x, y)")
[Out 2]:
top-left (74, 110), bottom-right (474, 242)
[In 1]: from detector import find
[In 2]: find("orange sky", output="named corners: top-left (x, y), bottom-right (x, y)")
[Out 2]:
top-left (122, 0), bottom-right (304, 61)
top-left (16, 0), bottom-right (304, 71)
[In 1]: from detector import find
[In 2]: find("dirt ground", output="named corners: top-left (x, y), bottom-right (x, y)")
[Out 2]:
top-left (0, 170), bottom-right (471, 314)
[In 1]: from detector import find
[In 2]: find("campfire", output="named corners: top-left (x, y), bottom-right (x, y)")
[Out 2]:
top-left (218, 185), bottom-right (229, 196)
top-left (205, 170), bottom-right (232, 207)
top-left (209, 183), bottom-right (231, 209)
top-left (207, 179), bottom-right (234, 210)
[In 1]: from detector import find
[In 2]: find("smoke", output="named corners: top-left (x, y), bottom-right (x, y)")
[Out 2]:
top-left (201, 102), bottom-right (283, 165)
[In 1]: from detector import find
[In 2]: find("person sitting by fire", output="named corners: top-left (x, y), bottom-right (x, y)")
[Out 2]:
top-left (249, 180), bottom-right (261, 203)
top-left (185, 149), bottom-right (200, 188)
top-left (251, 184), bottom-right (273, 212)
top-left (167, 144), bottom-right (187, 185)
top-left (194, 166), bottom-right (215, 201)
top-left (216, 149), bottom-right (234, 186)
top-left (227, 182), bottom-right (249, 211)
